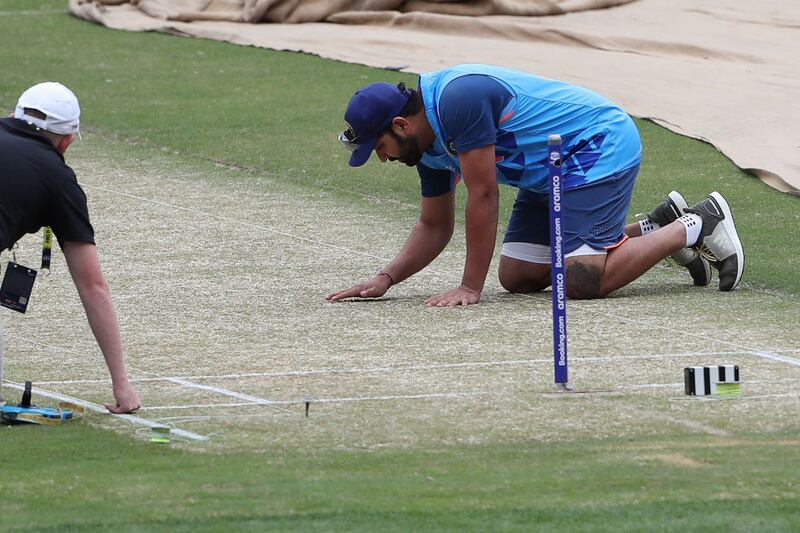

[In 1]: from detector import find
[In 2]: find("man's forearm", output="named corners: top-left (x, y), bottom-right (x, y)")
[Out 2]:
top-left (63, 242), bottom-right (139, 412)
top-left (384, 220), bottom-right (453, 283)
top-left (461, 191), bottom-right (499, 292)
top-left (78, 284), bottom-right (130, 385)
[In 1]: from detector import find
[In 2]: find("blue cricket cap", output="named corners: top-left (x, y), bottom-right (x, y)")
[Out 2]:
top-left (339, 82), bottom-right (411, 167)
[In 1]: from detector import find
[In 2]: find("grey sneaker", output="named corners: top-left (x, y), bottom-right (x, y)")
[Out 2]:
top-left (685, 191), bottom-right (745, 291)
top-left (671, 248), bottom-right (712, 287)
top-left (648, 191), bottom-right (711, 287)
top-left (648, 190), bottom-right (688, 227)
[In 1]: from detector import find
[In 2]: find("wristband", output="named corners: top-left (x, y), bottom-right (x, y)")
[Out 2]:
top-left (378, 271), bottom-right (395, 286)
top-left (459, 283), bottom-right (480, 295)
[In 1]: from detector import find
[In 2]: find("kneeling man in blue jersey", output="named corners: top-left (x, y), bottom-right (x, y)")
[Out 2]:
top-left (327, 64), bottom-right (744, 306)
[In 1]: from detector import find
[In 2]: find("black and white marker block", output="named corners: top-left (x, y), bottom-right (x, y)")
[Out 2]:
top-left (684, 365), bottom-right (740, 396)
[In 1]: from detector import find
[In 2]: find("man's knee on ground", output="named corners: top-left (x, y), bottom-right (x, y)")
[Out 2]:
top-left (565, 262), bottom-right (604, 299)
top-left (499, 272), bottom-right (528, 293)
top-left (498, 261), bottom-right (549, 294)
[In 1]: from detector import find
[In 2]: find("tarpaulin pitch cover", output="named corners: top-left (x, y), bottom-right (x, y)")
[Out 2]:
top-left (70, 0), bottom-right (800, 195)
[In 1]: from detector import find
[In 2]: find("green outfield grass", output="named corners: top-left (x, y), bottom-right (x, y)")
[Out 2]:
top-left (2, 1), bottom-right (799, 531)
top-left (3, 424), bottom-right (799, 532)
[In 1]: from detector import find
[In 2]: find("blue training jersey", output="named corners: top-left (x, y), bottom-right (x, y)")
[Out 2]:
top-left (417, 64), bottom-right (642, 196)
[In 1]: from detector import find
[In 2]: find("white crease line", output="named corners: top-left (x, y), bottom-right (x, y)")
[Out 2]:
top-left (32, 377), bottom-right (168, 385)
top-left (143, 402), bottom-right (257, 411)
top-left (165, 377), bottom-right (295, 415)
top-left (630, 382), bottom-right (686, 389)
top-left (157, 413), bottom-right (308, 422)
top-left (28, 349), bottom-right (764, 385)
top-left (167, 377), bottom-right (276, 404)
top-left (3, 382), bottom-right (208, 441)
top-left (750, 351), bottom-right (800, 367)
top-left (141, 391), bottom-right (492, 411)
top-left (141, 384), bottom-right (800, 411)
top-left (254, 391), bottom-right (491, 404)
top-left (4, 335), bottom-right (267, 411)
top-left (4, 334), bottom-right (297, 424)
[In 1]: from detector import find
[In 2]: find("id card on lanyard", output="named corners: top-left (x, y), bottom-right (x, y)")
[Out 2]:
top-left (0, 227), bottom-right (52, 313)
top-left (0, 262), bottom-right (37, 313)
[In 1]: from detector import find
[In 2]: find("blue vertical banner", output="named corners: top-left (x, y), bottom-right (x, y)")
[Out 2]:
top-left (548, 135), bottom-right (569, 385)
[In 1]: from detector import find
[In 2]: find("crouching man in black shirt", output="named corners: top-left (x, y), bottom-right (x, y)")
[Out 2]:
top-left (0, 82), bottom-right (140, 413)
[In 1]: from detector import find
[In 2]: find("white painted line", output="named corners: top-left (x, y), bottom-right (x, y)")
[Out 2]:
top-left (141, 391), bottom-right (491, 410)
top-left (628, 382), bottom-right (684, 389)
top-left (33, 377), bottom-right (165, 385)
top-left (139, 384), bottom-right (800, 411)
top-left (167, 377), bottom-right (277, 405)
top-left (3, 335), bottom-right (284, 413)
top-left (165, 377), bottom-right (296, 415)
top-left (3, 382), bottom-right (208, 441)
top-left (155, 413), bottom-right (305, 422)
top-left (27, 349), bottom-right (764, 386)
top-left (143, 402), bottom-right (257, 411)
top-left (750, 351), bottom-right (800, 367)
top-left (303, 391), bottom-right (492, 403)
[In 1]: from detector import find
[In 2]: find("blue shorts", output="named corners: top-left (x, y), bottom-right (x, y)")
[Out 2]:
top-left (502, 163), bottom-right (639, 262)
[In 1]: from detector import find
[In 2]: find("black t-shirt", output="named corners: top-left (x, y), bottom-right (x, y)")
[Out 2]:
top-left (0, 118), bottom-right (95, 251)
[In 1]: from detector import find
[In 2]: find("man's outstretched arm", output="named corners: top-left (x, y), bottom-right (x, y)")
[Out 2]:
top-left (62, 241), bottom-right (140, 413)
top-left (425, 144), bottom-right (498, 307)
top-left (326, 189), bottom-right (456, 301)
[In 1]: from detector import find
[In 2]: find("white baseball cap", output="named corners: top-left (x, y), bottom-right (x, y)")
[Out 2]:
top-left (14, 82), bottom-right (81, 136)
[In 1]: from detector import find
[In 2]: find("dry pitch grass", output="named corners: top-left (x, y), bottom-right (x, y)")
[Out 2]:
top-left (4, 133), bottom-right (799, 451)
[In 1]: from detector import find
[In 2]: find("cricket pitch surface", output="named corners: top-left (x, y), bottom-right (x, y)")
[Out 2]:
top-left (4, 134), bottom-right (799, 451)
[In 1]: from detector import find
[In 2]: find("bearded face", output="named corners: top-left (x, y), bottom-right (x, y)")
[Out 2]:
top-left (386, 129), bottom-right (423, 167)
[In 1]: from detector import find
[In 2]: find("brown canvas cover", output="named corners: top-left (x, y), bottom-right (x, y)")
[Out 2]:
top-left (69, 0), bottom-right (800, 195)
top-left (71, 1), bottom-right (638, 23)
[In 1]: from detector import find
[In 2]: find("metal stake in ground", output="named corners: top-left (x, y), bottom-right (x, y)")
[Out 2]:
top-left (548, 135), bottom-right (569, 390)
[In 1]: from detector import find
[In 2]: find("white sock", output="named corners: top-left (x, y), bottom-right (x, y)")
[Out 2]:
top-left (639, 219), bottom-right (660, 235)
top-left (678, 213), bottom-right (703, 247)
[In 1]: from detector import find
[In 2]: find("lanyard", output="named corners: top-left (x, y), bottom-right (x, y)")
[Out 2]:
top-left (5, 227), bottom-right (53, 270)
top-left (41, 226), bottom-right (53, 271)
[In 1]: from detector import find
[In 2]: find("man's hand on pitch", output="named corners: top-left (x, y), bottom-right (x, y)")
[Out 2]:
top-left (105, 381), bottom-right (141, 414)
top-left (326, 274), bottom-right (392, 302)
top-left (425, 285), bottom-right (481, 307)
